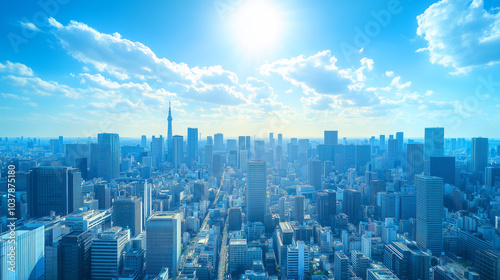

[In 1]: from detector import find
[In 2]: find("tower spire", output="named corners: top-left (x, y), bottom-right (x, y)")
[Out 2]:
top-left (167, 101), bottom-right (173, 142)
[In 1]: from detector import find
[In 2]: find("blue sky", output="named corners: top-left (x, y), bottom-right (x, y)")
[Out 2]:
top-left (1, 0), bottom-right (500, 139)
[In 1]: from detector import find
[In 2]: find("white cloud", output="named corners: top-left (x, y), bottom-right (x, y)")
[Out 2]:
top-left (417, 0), bottom-right (500, 72)
top-left (0, 61), bottom-right (34, 76)
top-left (20, 21), bottom-right (40, 32)
top-left (48, 17), bottom-right (193, 82)
top-left (390, 76), bottom-right (411, 90)
top-left (385, 71), bottom-right (394, 77)
top-left (259, 50), bottom-right (379, 107)
top-left (1, 93), bottom-right (30, 101)
top-left (3, 75), bottom-right (80, 98)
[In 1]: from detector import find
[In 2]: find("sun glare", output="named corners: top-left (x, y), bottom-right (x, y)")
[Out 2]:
top-left (231, 0), bottom-right (284, 53)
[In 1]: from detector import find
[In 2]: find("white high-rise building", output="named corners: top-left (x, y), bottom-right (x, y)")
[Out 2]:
top-left (91, 227), bottom-right (130, 280)
top-left (287, 241), bottom-right (309, 279)
top-left (0, 224), bottom-right (45, 280)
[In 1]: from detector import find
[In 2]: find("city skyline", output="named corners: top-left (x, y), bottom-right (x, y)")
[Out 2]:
top-left (2, 0), bottom-right (500, 138)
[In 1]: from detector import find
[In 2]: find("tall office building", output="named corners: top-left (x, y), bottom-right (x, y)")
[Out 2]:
top-left (269, 132), bottom-right (275, 149)
top-left (205, 144), bottom-right (213, 167)
top-left (485, 167), bottom-right (500, 187)
top-left (388, 139), bottom-right (399, 163)
top-left (141, 135), bottom-right (147, 148)
top-left (238, 136), bottom-right (246, 151)
top-left (380, 135), bottom-right (386, 149)
top-left (424, 127), bottom-right (444, 159)
top-left (278, 133), bottom-right (283, 146)
top-left (207, 135), bottom-right (213, 145)
top-left (407, 143), bottom-right (424, 181)
top-left (343, 189), bottom-right (362, 224)
top-left (324, 130), bottom-right (338, 145)
top-left (294, 195), bottom-right (305, 224)
top-left (308, 159), bottom-right (322, 190)
top-left (173, 135), bottom-right (184, 168)
top-left (247, 160), bottom-right (267, 223)
top-left (351, 250), bottom-right (370, 279)
top-left (112, 196), bottom-right (142, 237)
top-left (97, 133), bottom-right (120, 181)
top-left (151, 135), bottom-right (165, 168)
top-left (287, 241), bottom-right (309, 279)
top-left (475, 250), bottom-right (500, 280)
top-left (471, 137), bottom-right (488, 173)
top-left (355, 145), bottom-right (371, 171)
top-left (214, 133), bottom-right (224, 150)
top-left (396, 132), bottom-right (404, 154)
top-left (416, 176), bottom-right (443, 256)
top-left (0, 225), bottom-right (45, 280)
top-left (65, 143), bottom-right (98, 180)
top-left (317, 190), bottom-right (337, 227)
top-left (61, 231), bottom-right (94, 280)
top-left (229, 239), bottom-right (247, 272)
top-left (29, 166), bottom-right (82, 217)
top-left (187, 128), bottom-right (198, 167)
top-left (228, 207), bottom-right (243, 231)
top-left (335, 251), bottom-right (349, 280)
top-left (254, 140), bottom-right (265, 160)
top-left (94, 182), bottom-right (112, 210)
top-left (91, 227), bottom-right (130, 280)
top-left (146, 213), bottom-right (181, 277)
top-left (383, 241), bottom-right (430, 280)
top-left (430, 157), bottom-right (455, 185)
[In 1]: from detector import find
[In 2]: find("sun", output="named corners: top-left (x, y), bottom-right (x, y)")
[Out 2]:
top-left (230, 0), bottom-right (284, 53)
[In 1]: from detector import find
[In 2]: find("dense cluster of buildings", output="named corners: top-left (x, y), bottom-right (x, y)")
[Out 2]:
top-left (1, 107), bottom-right (500, 279)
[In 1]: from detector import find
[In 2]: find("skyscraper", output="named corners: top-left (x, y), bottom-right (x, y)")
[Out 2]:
top-left (343, 189), bottom-right (362, 224)
top-left (308, 159), bottom-right (322, 190)
top-left (424, 127), bottom-right (444, 159)
top-left (294, 195), bottom-right (305, 224)
top-left (407, 143), bottom-right (424, 181)
top-left (334, 251), bottom-right (349, 280)
top-left (287, 241), bottom-right (309, 279)
top-left (187, 128), bottom-right (198, 167)
top-left (151, 135), bottom-right (165, 168)
top-left (205, 144), bottom-right (213, 167)
top-left (317, 190), bottom-right (336, 227)
top-left (112, 196), bottom-right (143, 237)
top-left (324, 130), bottom-right (338, 145)
top-left (141, 135), bottom-right (147, 148)
top-left (471, 137), bottom-right (488, 173)
top-left (0, 225), bottom-right (45, 280)
top-left (214, 133), bottom-right (224, 150)
top-left (355, 144), bottom-right (371, 171)
top-left (29, 166), bottom-right (82, 217)
top-left (430, 157), bottom-right (455, 185)
top-left (91, 227), bottom-right (130, 280)
top-left (416, 176), bottom-right (443, 256)
top-left (396, 132), bottom-right (404, 154)
top-left (475, 250), bottom-right (500, 280)
top-left (61, 231), bottom-right (94, 280)
top-left (380, 135), bottom-right (386, 149)
top-left (97, 133), bottom-right (120, 181)
top-left (65, 143), bottom-right (98, 180)
top-left (247, 160), bottom-right (267, 223)
top-left (173, 135), bottom-right (184, 168)
top-left (146, 212), bottom-right (181, 277)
